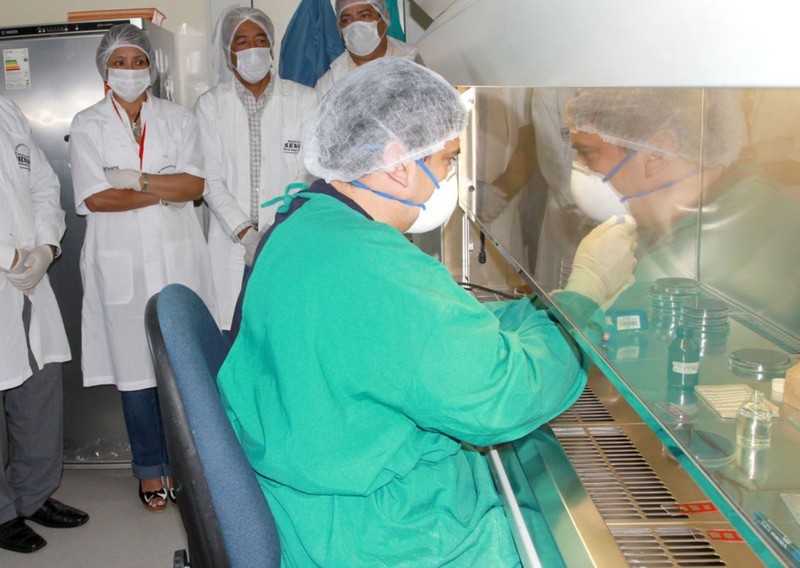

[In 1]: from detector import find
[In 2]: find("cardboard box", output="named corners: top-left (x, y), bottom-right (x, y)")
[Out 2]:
top-left (784, 362), bottom-right (800, 410)
top-left (67, 8), bottom-right (166, 26)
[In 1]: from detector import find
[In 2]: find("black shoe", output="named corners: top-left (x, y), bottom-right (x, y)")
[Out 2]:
top-left (26, 498), bottom-right (89, 529)
top-left (0, 518), bottom-right (46, 553)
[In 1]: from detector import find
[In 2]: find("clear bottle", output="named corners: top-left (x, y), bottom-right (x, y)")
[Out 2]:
top-left (667, 327), bottom-right (700, 388)
top-left (736, 390), bottom-right (773, 448)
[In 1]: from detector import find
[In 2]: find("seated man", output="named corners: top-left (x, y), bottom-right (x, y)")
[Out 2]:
top-left (315, 0), bottom-right (420, 97)
top-left (218, 59), bottom-right (635, 566)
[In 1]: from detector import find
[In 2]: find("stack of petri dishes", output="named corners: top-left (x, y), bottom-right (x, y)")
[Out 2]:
top-left (679, 297), bottom-right (729, 355)
top-left (730, 348), bottom-right (794, 380)
top-left (649, 278), bottom-right (700, 336)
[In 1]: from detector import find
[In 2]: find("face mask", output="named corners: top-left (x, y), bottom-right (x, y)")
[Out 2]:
top-left (342, 20), bottom-right (382, 57)
top-left (569, 150), bottom-right (637, 223)
top-left (571, 149), bottom-right (702, 223)
top-left (406, 159), bottom-right (458, 234)
top-left (107, 68), bottom-right (151, 103)
top-left (570, 164), bottom-right (631, 223)
top-left (349, 159), bottom-right (458, 233)
top-left (234, 47), bottom-right (272, 84)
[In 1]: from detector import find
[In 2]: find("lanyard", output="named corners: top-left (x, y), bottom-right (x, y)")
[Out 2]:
top-left (111, 97), bottom-right (147, 169)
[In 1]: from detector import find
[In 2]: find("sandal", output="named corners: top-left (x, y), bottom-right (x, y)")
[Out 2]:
top-left (166, 477), bottom-right (178, 508)
top-left (168, 487), bottom-right (178, 508)
top-left (138, 482), bottom-right (168, 513)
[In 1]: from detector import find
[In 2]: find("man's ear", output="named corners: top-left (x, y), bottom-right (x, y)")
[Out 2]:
top-left (385, 161), bottom-right (410, 187)
top-left (644, 129), bottom-right (680, 177)
top-left (383, 141), bottom-right (410, 187)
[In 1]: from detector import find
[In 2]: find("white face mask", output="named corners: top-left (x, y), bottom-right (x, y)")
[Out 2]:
top-left (234, 47), bottom-right (272, 84)
top-left (570, 162), bottom-right (631, 223)
top-left (407, 160), bottom-right (458, 234)
top-left (107, 68), bottom-right (151, 103)
top-left (342, 20), bottom-right (382, 57)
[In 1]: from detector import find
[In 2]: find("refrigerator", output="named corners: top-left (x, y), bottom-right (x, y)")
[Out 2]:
top-left (0, 19), bottom-right (175, 466)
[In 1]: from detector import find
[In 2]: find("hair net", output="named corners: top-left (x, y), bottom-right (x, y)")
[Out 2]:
top-left (211, 5), bottom-right (276, 87)
top-left (335, 0), bottom-right (389, 24)
top-left (304, 58), bottom-right (466, 182)
top-left (565, 88), bottom-right (747, 167)
top-left (95, 24), bottom-right (156, 84)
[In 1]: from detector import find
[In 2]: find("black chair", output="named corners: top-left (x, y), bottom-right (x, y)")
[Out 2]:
top-left (144, 283), bottom-right (280, 568)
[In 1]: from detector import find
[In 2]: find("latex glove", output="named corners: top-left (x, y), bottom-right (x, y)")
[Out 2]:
top-left (105, 169), bottom-right (142, 190)
top-left (479, 183), bottom-right (510, 223)
top-left (5, 245), bottom-right (53, 293)
top-left (240, 228), bottom-right (261, 267)
top-left (2, 248), bottom-right (29, 274)
top-left (564, 215), bottom-right (638, 306)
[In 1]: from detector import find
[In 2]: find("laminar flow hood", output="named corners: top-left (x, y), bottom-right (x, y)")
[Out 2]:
top-left (415, 0), bottom-right (800, 88)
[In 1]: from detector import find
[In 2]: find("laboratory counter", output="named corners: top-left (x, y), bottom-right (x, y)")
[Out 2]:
top-left (487, 286), bottom-right (800, 567)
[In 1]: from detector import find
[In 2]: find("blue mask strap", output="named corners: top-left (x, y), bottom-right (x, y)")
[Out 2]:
top-left (602, 150), bottom-right (637, 184)
top-left (620, 166), bottom-right (702, 203)
top-left (350, 180), bottom-right (425, 210)
top-left (415, 159), bottom-right (440, 190)
top-left (261, 182), bottom-right (308, 213)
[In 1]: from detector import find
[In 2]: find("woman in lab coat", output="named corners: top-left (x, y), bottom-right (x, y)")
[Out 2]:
top-left (195, 6), bottom-right (317, 331)
top-left (69, 24), bottom-right (215, 512)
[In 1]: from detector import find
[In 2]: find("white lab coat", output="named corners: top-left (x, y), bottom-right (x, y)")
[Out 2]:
top-left (314, 37), bottom-right (419, 98)
top-left (0, 96), bottom-right (70, 391)
top-left (69, 92), bottom-right (215, 391)
top-left (195, 73), bottom-right (317, 329)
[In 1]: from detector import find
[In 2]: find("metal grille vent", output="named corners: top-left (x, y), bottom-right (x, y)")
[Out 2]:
top-left (730, 312), bottom-right (800, 355)
top-left (553, 426), bottom-right (688, 520)
top-left (551, 387), bottom-right (613, 424)
top-left (612, 527), bottom-right (726, 567)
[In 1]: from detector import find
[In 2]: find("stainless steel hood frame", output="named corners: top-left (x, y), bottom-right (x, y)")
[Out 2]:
top-left (417, 0), bottom-right (800, 88)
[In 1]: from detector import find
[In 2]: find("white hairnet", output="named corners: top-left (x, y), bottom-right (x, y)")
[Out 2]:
top-left (211, 5), bottom-right (276, 87)
top-left (95, 24), bottom-right (156, 84)
top-left (565, 88), bottom-right (747, 167)
top-left (335, 0), bottom-right (389, 23)
top-left (304, 58), bottom-right (467, 182)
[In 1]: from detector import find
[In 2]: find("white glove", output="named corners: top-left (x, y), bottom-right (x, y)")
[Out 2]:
top-left (105, 169), bottom-right (142, 190)
top-left (564, 215), bottom-right (638, 305)
top-left (240, 228), bottom-right (261, 267)
top-left (5, 245), bottom-right (53, 293)
top-left (2, 248), bottom-right (29, 274)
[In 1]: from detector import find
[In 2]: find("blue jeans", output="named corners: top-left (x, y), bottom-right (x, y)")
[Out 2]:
top-left (120, 387), bottom-right (170, 480)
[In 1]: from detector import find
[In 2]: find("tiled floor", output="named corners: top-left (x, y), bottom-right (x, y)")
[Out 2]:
top-left (0, 467), bottom-right (188, 567)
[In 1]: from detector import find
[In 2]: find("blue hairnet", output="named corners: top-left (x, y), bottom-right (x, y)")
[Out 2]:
top-left (95, 24), bottom-right (156, 83)
top-left (211, 5), bottom-right (276, 87)
top-left (304, 58), bottom-right (466, 182)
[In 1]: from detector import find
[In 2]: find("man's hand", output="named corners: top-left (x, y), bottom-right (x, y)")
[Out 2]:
top-left (5, 245), bottom-right (54, 293)
top-left (564, 215), bottom-right (638, 305)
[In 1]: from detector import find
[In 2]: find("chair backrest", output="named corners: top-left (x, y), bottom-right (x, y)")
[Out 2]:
top-left (144, 283), bottom-right (281, 568)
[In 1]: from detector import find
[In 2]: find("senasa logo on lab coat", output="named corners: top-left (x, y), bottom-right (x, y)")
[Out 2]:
top-left (15, 143), bottom-right (30, 171)
top-left (283, 139), bottom-right (301, 154)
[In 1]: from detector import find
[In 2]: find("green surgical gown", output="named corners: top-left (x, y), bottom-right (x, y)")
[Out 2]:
top-left (218, 189), bottom-right (587, 567)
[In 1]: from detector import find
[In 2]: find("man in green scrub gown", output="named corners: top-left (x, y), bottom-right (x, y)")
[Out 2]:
top-left (218, 59), bottom-right (637, 567)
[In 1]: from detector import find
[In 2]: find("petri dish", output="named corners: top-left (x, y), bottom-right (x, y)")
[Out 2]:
top-left (651, 278), bottom-right (701, 296)
top-left (730, 348), bottom-right (793, 378)
top-left (674, 427), bottom-right (734, 469)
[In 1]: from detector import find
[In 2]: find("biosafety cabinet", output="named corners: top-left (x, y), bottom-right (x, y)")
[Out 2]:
top-left (413, 0), bottom-right (800, 566)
